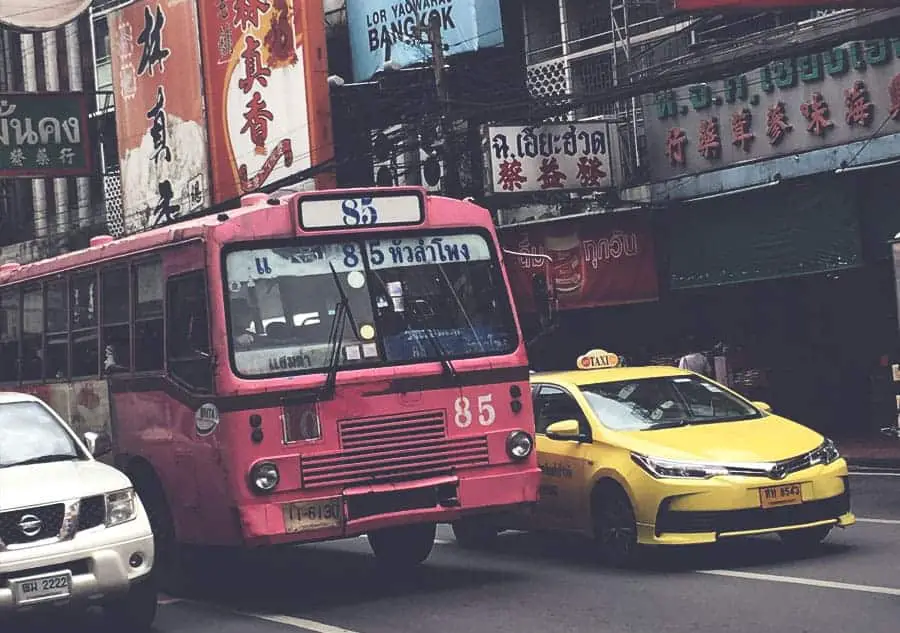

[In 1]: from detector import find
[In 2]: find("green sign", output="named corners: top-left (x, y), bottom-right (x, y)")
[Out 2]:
top-left (0, 92), bottom-right (92, 178)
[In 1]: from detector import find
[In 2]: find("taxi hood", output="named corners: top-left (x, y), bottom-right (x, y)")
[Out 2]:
top-left (616, 414), bottom-right (825, 463)
top-left (0, 459), bottom-right (131, 512)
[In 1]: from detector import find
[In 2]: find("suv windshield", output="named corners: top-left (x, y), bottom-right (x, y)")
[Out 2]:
top-left (224, 231), bottom-right (518, 378)
top-left (0, 401), bottom-right (82, 468)
top-left (580, 375), bottom-right (762, 431)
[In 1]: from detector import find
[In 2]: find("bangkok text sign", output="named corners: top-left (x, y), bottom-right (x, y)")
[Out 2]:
top-left (0, 92), bottom-right (91, 178)
top-left (642, 37), bottom-right (900, 182)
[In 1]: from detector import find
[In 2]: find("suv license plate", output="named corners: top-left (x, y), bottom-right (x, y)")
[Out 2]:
top-left (12, 571), bottom-right (72, 605)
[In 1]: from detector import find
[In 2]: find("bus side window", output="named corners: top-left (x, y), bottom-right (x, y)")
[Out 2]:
top-left (133, 260), bottom-right (164, 372)
top-left (45, 280), bottom-right (68, 380)
top-left (22, 285), bottom-right (43, 381)
top-left (102, 266), bottom-right (131, 373)
top-left (166, 271), bottom-right (212, 392)
top-left (71, 272), bottom-right (99, 378)
top-left (0, 289), bottom-right (20, 383)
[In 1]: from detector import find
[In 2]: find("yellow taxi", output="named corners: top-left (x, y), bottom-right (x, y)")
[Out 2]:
top-left (452, 349), bottom-right (855, 565)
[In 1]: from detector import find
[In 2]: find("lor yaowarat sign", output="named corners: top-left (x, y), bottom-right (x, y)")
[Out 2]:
top-left (642, 37), bottom-right (900, 182)
top-left (0, 93), bottom-right (91, 178)
top-left (499, 213), bottom-right (659, 313)
top-left (486, 122), bottom-right (618, 195)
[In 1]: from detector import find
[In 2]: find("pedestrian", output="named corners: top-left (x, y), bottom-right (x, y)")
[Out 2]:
top-left (677, 335), bottom-right (712, 377)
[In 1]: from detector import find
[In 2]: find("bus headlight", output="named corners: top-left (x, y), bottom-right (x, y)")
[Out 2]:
top-left (249, 462), bottom-right (279, 494)
top-left (506, 431), bottom-right (533, 460)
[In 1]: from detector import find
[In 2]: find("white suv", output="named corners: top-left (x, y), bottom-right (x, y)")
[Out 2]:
top-left (0, 393), bottom-right (156, 629)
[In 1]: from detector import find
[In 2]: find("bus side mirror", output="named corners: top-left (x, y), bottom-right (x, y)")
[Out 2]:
top-left (531, 273), bottom-right (556, 329)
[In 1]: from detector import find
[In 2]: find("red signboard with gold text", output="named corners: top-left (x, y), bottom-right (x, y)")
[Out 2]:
top-left (500, 213), bottom-right (659, 313)
top-left (196, 0), bottom-right (334, 204)
top-left (667, 0), bottom-right (896, 9)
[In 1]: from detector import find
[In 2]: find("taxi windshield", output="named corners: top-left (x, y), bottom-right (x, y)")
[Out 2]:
top-left (579, 375), bottom-right (762, 430)
top-left (223, 231), bottom-right (518, 378)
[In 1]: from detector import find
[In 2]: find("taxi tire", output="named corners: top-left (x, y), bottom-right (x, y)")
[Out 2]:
top-left (592, 483), bottom-right (639, 568)
top-left (368, 522), bottom-right (436, 568)
top-left (452, 519), bottom-right (500, 549)
top-left (778, 525), bottom-right (832, 550)
top-left (104, 576), bottom-right (158, 632)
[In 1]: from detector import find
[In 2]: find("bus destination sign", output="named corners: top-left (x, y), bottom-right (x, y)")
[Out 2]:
top-left (297, 190), bottom-right (425, 231)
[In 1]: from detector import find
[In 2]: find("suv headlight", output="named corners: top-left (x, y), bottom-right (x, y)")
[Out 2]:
top-left (809, 438), bottom-right (840, 466)
top-left (631, 453), bottom-right (729, 479)
top-left (106, 488), bottom-right (137, 527)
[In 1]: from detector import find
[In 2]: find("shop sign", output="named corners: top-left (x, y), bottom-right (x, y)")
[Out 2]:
top-left (109, 0), bottom-right (211, 233)
top-left (499, 212), bottom-right (658, 313)
top-left (662, 0), bottom-right (895, 10)
top-left (196, 0), bottom-right (335, 205)
top-left (346, 0), bottom-right (504, 82)
top-left (486, 122), bottom-right (617, 195)
top-left (641, 37), bottom-right (900, 182)
top-left (0, 92), bottom-right (91, 178)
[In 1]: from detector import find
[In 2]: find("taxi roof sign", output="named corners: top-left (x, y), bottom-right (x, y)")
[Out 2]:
top-left (577, 349), bottom-right (620, 370)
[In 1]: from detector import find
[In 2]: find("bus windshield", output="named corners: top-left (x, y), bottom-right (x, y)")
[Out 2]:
top-left (224, 231), bottom-right (518, 378)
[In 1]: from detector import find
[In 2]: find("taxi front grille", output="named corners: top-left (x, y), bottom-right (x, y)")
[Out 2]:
top-left (300, 411), bottom-right (490, 489)
top-left (655, 490), bottom-right (850, 535)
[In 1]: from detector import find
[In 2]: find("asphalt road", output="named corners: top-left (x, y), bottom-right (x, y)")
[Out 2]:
top-left (14, 469), bottom-right (900, 633)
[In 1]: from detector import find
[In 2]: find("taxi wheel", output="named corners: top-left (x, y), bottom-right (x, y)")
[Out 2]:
top-left (452, 519), bottom-right (500, 549)
top-left (368, 522), bottom-right (436, 568)
top-left (778, 525), bottom-right (832, 550)
top-left (592, 483), bottom-right (639, 567)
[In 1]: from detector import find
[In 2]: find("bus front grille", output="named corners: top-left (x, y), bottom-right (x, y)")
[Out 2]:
top-left (299, 411), bottom-right (490, 489)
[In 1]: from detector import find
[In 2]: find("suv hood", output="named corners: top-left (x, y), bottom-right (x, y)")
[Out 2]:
top-left (0, 460), bottom-right (131, 511)
top-left (618, 415), bottom-right (825, 463)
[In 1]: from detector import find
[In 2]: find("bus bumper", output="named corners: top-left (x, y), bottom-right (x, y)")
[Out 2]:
top-left (238, 467), bottom-right (541, 546)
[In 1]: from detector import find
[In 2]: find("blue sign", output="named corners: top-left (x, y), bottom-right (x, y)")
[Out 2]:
top-left (347, 0), bottom-right (505, 81)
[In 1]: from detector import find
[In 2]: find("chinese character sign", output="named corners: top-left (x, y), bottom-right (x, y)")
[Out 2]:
top-left (0, 93), bottom-right (91, 178)
top-left (109, 0), bottom-right (212, 233)
top-left (196, 0), bottom-right (335, 204)
top-left (499, 212), bottom-right (659, 312)
top-left (346, 0), bottom-right (504, 82)
top-left (642, 37), bottom-right (900, 182)
top-left (485, 123), bottom-right (619, 195)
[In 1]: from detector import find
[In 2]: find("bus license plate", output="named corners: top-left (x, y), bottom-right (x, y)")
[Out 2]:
top-left (283, 498), bottom-right (343, 533)
top-left (12, 571), bottom-right (72, 605)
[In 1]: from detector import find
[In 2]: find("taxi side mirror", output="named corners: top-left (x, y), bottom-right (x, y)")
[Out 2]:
top-left (752, 401), bottom-right (772, 413)
top-left (545, 419), bottom-right (582, 441)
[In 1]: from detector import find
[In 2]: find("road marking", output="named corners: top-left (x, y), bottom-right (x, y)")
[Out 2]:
top-left (848, 471), bottom-right (900, 477)
top-left (242, 612), bottom-right (363, 633)
top-left (856, 517), bottom-right (900, 525)
top-left (435, 538), bottom-right (454, 545)
top-left (697, 569), bottom-right (900, 596)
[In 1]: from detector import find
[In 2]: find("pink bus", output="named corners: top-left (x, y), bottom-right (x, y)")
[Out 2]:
top-left (0, 187), bottom-right (542, 581)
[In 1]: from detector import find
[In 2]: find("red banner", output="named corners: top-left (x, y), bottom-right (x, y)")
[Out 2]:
top-left (669, 0), bottom-right (895, 9)
top-left (500, 213), bottom-right (659, 313)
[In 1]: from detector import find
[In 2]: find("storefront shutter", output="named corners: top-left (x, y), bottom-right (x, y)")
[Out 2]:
top-left (666, 174), bottom-right (863, 290)
top-left (857, 164), bottom-right (900, 261)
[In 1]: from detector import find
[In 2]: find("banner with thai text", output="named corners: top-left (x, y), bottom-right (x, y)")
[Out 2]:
top-left (109, 0), bottom-right (211, 233)
top-left (499, 213), bottom-right (659, 312)
top-left (196, 0), bottom-right (335, 204)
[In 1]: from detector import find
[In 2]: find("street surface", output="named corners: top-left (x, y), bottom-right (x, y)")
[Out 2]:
top-left (14, 470), bottom-right (900, 633)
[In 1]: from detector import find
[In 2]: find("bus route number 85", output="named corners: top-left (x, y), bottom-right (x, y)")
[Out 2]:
top-left (342, 197), bottom-right (378, 226)
top-left (454, 395), bottom-right (496, 428)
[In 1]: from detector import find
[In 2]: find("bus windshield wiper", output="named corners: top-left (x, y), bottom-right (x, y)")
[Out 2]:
top-left (410, 297), bottom-right (457, 381)
top-left (320, 262), bottom-right (360, 400)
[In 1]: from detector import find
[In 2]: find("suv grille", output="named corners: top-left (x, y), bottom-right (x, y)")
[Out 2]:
top-left (0, 503), bottom-right (65, 545)
top-left (77, 495), bottom-right (106, 531)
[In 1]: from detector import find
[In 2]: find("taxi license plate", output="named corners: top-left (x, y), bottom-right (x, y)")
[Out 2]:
top-left (12, 571), bottom-right (72, 605)
top-left (283, 498), bottom-right (343, 533)
top-left (759, 483), bottom-right (803, 509)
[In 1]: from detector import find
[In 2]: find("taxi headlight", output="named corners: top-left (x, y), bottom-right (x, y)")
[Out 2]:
top-left (809, 438), bottom-right (840, 466)
top-left (106, 488), bottom-right (137, 527)
top-left (631, 453), bottom-right (728, 479)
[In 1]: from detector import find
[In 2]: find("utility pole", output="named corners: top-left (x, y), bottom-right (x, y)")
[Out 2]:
top-left (427, 13), bottom-right (461, 197)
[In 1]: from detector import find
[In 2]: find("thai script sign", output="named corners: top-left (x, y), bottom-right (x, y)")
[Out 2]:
top-left (642, 37), bottom-right (900, 182)
top-left (346, 0), bottom-right (504, 82)
top-left (196, 0), bottom-right (335, 204)
top-left (486, 122), bottom-right (617, 195)
top-left (0, 92), bottom-right (91, 178)
top-left (109, 0), bottom-right (212, 233)
top-left (499, 212), bottom-right (659, 312)
top-left (1, 0), bottom-right (92, 31)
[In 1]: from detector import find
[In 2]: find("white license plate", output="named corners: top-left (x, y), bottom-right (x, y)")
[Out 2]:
top-left (12, 571), bottom-right (72, 605)
top-left (283, 498), bottom-right (343, 533)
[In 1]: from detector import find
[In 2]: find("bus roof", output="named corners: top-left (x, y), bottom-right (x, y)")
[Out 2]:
top-left (0, 187), bottom-right (490, 286)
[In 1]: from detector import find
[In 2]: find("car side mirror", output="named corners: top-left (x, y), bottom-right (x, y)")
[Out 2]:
top-left (752, 401), bottom-right (772, 413)
top-left (83, 431), bottom-right (112, 457)
top-left (545, 419), bottom-right (583, 441)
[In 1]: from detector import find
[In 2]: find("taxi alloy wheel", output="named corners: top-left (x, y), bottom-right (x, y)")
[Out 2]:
top-left (778, 525), bottom-right (832, 551)
top-left (593, 484), bottom-right (638, 567)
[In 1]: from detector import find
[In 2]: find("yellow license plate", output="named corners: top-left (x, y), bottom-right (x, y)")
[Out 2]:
top-left (759, 483), bottom-right (803, 509)
top-left (283, 498), bottom-right (343, 533)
